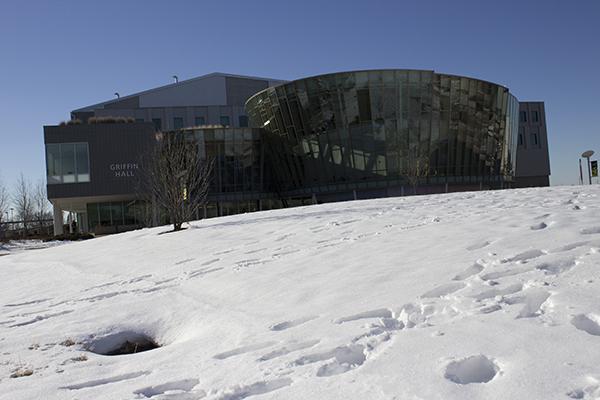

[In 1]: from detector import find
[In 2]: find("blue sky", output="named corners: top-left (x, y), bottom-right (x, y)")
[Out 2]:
top-left (0, 0), bottom-right (599, 189)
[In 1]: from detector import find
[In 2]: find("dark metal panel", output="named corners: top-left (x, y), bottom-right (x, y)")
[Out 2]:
top-left (44, 123), bottom-right (155, 199)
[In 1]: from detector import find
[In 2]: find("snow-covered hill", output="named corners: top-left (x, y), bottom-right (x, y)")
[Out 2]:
top-left (1, 186), bottom-right (600, 400)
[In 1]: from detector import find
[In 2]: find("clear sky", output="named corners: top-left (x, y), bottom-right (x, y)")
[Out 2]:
top-left (0, 0), bottom-right (599, 190)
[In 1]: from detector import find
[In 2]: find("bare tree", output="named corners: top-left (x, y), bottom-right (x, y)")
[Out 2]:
top-left (140, 132), bottom-right (214, 232)
top-left (13, 173), bottom-right (34, 235)
top-left (402, 148), bottom-right (430, 195)
top-left (0, 175), bottom-right (9, 239)
top-left (33, 180), bottom-right (52, 231)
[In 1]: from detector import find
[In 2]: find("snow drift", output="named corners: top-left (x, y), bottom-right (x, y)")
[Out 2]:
top-left (1, 186), bottom-right (600, 399)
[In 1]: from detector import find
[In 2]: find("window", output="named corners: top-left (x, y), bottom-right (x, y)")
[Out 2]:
top-left (239, 115), bottom-right (249, 127)
top-left (173, 117), bottom-right (184, 129)
top-left (220, 116), bottom-right (230, 126)
top-left (519, 111), bottom-right (527, 122)
top-left (45, 142), bottom-right (90, 184)
top-left (194, 116), bottom-right (205, 126)
top-left (152, 118), bottom-right (162, 131)
top-left (533, 111), bottom-right (539, 122)
top-left (518, 134), bottom-right (523, 146)
top-left (531, 133), bottom-right (539, 147)
top-left (135, 118), bottom-right (145, 123)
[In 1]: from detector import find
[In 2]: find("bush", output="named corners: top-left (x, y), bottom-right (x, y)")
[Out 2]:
top-left (88, 116), bottom-right (135, 124)
top-left (45, 232), bottom-right (95, 241)
top-left (59, 119), bottom-right (83, 126)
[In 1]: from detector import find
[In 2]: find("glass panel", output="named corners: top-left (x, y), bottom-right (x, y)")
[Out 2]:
top-left (173, 117), bottom-right (184, 129)
top-left (87, 203), bottom-right (99, 231)
top-left (98, 203), bottom-right (112, 226)
top-left (75, 143), bottom-right (90, 182)
top-left (238, 115), bottom-right (248, 127)
top-left (220, 116), bottom-right (230, 126)
top-left (61, 143), bottom-right (76, 183)
top-left (152, 118), bottom-right (162, 131)
top-left (46, 144), bottom-right (61, 184)
top-left (110, 202), bottom-right (124, 225)
top-left (195, 116), bottom-right (205, 126)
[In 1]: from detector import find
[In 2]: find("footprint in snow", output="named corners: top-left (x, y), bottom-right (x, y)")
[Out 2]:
top-left (581, 227), bottom-right (600, 235)
top-left (420, 282), bottom-right (466, 299)
top-left (444, 355), bottom-right (500, 384)
top-left (217, 377), bottom-right (292, 400)
top-left (571, 314), bottom-right (600, 336)
top-left (452, 262), bottom-right (485, 280)
top-left (61, 371), bottom-right (150, 390)
top-left (213, 341), bottom-right (277, 360)
top-left (504, 288), bottom-right (551, 319)
top-left (269, 316), bottom-right (317, 331)
top-left (465, 241), bottom-right (491, 251)
top-left (133, 378), bottom-right (202, 398)
top-left (530, 222), bottom-right (548, 230)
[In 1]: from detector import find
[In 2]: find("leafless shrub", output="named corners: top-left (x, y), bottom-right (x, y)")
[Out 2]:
top-left (402, 148), bottom-right (430, 195)
top-left (13, 174), bottom-right (34, 234)
top-left (139, 131), bottom-right (213, 232)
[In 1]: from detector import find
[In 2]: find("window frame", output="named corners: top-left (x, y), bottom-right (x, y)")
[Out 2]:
top-left (45, 142), bottom-right (91, 184)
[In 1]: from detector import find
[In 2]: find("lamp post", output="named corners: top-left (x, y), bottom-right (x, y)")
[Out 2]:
top-left (582, 150), bottom-right (595, 185)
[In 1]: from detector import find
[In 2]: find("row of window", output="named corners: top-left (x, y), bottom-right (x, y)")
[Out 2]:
top-left (46, 143), bottom-right (90, 184)
top-left (143, 115), bottom-right (249, 131)
top-left (518, 133), bottom-right (541, 149)
top-left (519, 110), bottom-right (541, 123)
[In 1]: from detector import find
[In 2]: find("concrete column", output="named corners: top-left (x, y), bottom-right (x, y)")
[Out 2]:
top-left (52, 203), bottom-right (64, 236)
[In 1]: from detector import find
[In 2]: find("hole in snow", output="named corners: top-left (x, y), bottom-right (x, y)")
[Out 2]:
top-left (85, 331), bottom-right (160, 356)
top-left (444, 355), bottom-right (499, 384)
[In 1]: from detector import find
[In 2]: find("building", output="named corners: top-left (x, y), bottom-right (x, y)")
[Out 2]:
top-left (44, 69), bottom-right (551, 235)
top-left (514, 102), bottom-right (551, 187)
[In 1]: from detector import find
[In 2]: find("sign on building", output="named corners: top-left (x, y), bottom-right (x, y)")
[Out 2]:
top-left (592, 160), bottom-right (598, 177)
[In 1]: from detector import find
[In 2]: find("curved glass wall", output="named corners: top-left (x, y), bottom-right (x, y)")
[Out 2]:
top-left (246, 70), bottom-right (519, 194)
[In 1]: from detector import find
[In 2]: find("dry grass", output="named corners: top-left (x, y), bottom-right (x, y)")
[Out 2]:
top-left (10, 368), bottom-right (33, 378)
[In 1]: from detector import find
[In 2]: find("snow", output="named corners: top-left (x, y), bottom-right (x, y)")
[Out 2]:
top-left (1, 186), bottom-right (600, 399)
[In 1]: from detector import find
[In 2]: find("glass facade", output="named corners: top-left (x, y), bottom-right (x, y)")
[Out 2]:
top-left (46, 142), bottom-right (90, 184)
top-left (246, 70), bottom-right (519, 194)
top-left (187, 127), bottom-right (267, 194)
top-left (87, 200), bottom-right (149, 232)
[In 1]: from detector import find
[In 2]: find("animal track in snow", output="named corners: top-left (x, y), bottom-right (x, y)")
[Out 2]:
top-left (133, 378), bottom-right (201, 398)
top-left (452, 262), bottom-right (484, 280)
top-left (61, 371), bottom-right (150, 390)
top-left (4, 298), bottom-right (50, 307)
top-left (269, 315), bottom-right (318, 331)
top-left (174, 258), bottom-right (195, 265)
top-left (501, 249), bottom-right (546, 263)
top-left (420, 282), bottom-right (466, 298)
top-left (571, 314), bottom-right (600, 336)
top-left (536, 257), bottom-right (577, 275)
top-left (9, 310), bottom-right (74, 328)
top-left (567, 376), bottom-right (600, 399)
top-left (581, 227), bottom-right (600, 235)
top-left (444, 355), bottom-right (499, 384)
top-left (471, 283), bottom-right (523, 301)
top-left (217, 378), bottom-right (292, 400)
top-left (530, 222), bottom-right (548, 230)
top-left (293, 344), bottom-right (367, 377)
top-left (187, 267), bottom-right (224, 279)
top-left (480, 267), bottom-right (533, 281)
top-left (213, 341), bottom-right (277, 360)
top-left (334, 308), bottom-right (392, 324)
top-left (550, 241), bottom-right (589, 253)
top-left (257, 340), bottom-right (320, 361)
top-left (244, 248), bottom-right (267, 255)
